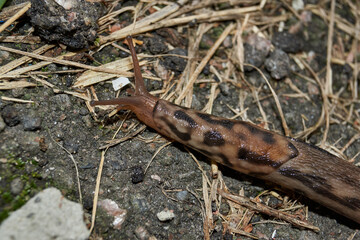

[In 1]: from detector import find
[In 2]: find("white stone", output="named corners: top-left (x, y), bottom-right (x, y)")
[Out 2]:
top-left (156, 209), bottom-right (175, 221)
top-left (0, 188), bottom-right (89, 240)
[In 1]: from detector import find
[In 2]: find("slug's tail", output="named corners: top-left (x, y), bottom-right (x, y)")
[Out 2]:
top-left (90, 36), bottom-right (159, 130)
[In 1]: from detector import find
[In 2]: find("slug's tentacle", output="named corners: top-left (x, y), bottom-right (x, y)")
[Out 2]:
top-left (90, 36), bottom-right (158, 130)
top-left (91, 36), bottom-right (360, 224)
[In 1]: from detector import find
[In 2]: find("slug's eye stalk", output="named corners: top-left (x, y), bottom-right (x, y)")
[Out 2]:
top-left (89, 35), bottom-right (159, 130)
top-left (125, 35), bottom-right (152, 98)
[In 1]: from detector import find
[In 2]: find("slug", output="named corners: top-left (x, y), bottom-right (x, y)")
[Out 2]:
top-left (91, 36), bottom-right (360, 225)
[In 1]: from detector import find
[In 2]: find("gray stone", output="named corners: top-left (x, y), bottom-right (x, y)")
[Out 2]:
top-left (1, 105), bottom-right (20, 126)
top-left (10, 178), bottom-right (24, 195)
top-left (23, 113), bottom-right (42, 131)
top-left (176, 190), bottom-right (188, 201)
top-left (0, 115), bottom-right (5, 132)
top-left (264, 49), bottom-right (290, 79)
top-left (0, 187), bottom-right (89, 240)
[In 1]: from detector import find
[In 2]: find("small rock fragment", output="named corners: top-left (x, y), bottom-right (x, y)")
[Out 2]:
top-left (1, 105), bottom-right (20, 127)
top-left (243, 35), bottom-right (271, 71)
top-left (156, 209), bottom-right (175, 222)
top-left (10, 178), bottom-right (24, 195)
top-left (0, 115), bottom-right (5, 132)
top-left (98, 199), bottom-right (127, 230)
top-left (135, 226), bottom-right (151, 240)
top-left (131, 166), bottom-right (144, 184)
top-left (23, 113), bottom-right (42, 131)
top-left (272, 32), bottom-right (304, 53)
top-left (161, 48), bottom-right (187, 75)
top-left (264, 49), bottom-right (291, 80)
top-left (176, 191), bottom-right (188, 201)
top-left (145, 36), bottom-right (168, 54)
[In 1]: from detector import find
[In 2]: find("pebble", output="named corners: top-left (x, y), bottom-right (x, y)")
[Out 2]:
top-left (98, 199), bottom-right (127, 230)
top-left (23, 112), bottom-right (42, 131)
top-left (145, 36), bottom-right (168, 54)
top-left (50, 94), bottom-right (72, 109)
top-left (0, 188), bottom-right (90, 240)
top-left (244, 43), bottom-right (268, 71)
top-left (161, 48), bottom-right (187, 75)
top-left (135, 226), bottom-right (151, 240)
top-left (10, 177), bottom-right (24, 195)
top-left (156, 209), bottom-right (175, 222)
top-left (264, 49), bottom-right (290, 80)
top-left (0, 115), bottom-right (5, 132)
top-left (272, 31), bottom-right (304, 53)
top-left (11, 88), bottom-right (25, 98)
top-left (219, 82), bottom-right (230, 96)
top-left (81, 115), bottom-right (92, 128)
top-left (1, 105), bottom-right (20, 127)
top-left (176, 190), bottom-right (188, 201)
top-left (131, 166), bottom-right (144, 184)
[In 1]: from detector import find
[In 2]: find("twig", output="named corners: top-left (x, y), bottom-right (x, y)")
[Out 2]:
top-left (144, 141), bottom-right (172, 174)
top-left (1, 96), bottom-right (34, 103)
top-left (218, 189), bottom-right (320, 232)
top-left (47, 131), bottom-right (82, 204)
top-left (90, 150), bottom-right (105, 233)
top-left (244, 63), bottom-right (290, 136)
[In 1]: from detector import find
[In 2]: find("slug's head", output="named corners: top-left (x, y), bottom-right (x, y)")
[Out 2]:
top-left (90, 36), bottom-right (158, 129)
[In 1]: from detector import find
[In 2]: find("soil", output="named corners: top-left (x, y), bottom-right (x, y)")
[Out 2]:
top-left (0, 0), bottom-right (360, 240)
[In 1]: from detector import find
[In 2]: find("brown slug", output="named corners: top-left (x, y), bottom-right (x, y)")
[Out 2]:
top-left (91, 36), bottom-right (360, 225)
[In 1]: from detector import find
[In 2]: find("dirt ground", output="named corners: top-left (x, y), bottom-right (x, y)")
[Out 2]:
top-left (1, 0), bottom-right (360, 239)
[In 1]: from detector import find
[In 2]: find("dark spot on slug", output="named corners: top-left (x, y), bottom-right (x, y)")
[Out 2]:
top-left (237, 148), bottom-right (282, 168)
top-left (243, 123), bottom-right (279, 145)
top-left (203, 130), bottom-right (225, 146)
top-left (262, 132), bottom-right (276, 144)
top-left (236, 133), bottom-right (247, 141)
top-left (244, 123), bottom-right (261, 134)
top-left (174, 110), bottom-right (198, 128)
top-left (196, 113), bottom-right (234, 129)
top-left (160, 117), bottom-right (191, 141)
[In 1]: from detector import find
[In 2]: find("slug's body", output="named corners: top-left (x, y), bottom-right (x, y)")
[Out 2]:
top-left (91, 36), bottom-right (360, 224)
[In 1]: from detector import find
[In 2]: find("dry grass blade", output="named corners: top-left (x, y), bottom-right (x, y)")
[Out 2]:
top-left (245, 64), bottom-right (290, 136)
top-left (175, 23), bottom-right (235, 104)
top-left (0, 80), bottom-right (36, 89)
top-left (100, 7), bottom-right (258, 43)
top-left (74, 57), bottom-right (150, 88)
top-left (0, 35), bottom-right (41, 44)
top-left (1, 96), bottom-right (34, 103)
top-left (322, 0), bottom-right (336, 146)
top-left (0, 44), bottom-right (54, 75)
top-left (98, 126), bottom-right (146, 150)
top-left (0, 45), bottom-right (136, 76)
top-left (0, 2), bottom-right (31, 33)
top-left (90, 150), bottom-right (105, 233)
